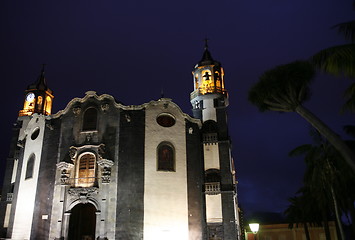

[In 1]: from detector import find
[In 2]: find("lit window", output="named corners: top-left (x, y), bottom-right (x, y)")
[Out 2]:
top-left (77, 153), bottom-right (96, 187)
top-left (25, 154), bottom-right (35, 180)
top-left (195, 74), bottom-right (199, 90)
top-left (201, 70), bottom-right (214, 94)
top-left (157, 143), bottom-right (175, 171)
top-left (82, 108), bottom-right (98, 131)
top-left (37, 96), bottom-right (43, 106)
top-left (45, 96), bottom-right (52, 115)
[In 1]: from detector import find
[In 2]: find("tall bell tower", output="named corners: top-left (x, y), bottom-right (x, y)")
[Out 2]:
top-left (191, 41), bottom-right (240, 239)
top-left (19, 65), bottom-right (54, 116)
top-left (5, 65), bottom-right (55, 239)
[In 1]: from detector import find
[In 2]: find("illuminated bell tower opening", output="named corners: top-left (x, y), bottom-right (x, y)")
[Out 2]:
top-left (190, 40), bottom-right (228, 122)
top-left (191, 41), bottom-right (240, 240)
top-left (19, 65), bottom-right (54, 116)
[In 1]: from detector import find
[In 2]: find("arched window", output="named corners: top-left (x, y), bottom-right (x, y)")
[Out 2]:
top-left (37, 96), bottom-right (43, 110)
top-left (77, 153), bottom-right (96, 187)
top-left (202, 120), bottom-right (218, 134)
top-left (82, 108), bottom-right (98, 131)
top-left (157, 143), bottom-right (175, 172)
top-left (44, 96), bottom-right (52, 115)
top-left (194, 74), bottom-right (199, 90)
top-left (25, 154), bottom-right (35, 180)
top-left (201, 70), bottom-right (214, 94)
top-left (205, 169), bottom-right (221, 183)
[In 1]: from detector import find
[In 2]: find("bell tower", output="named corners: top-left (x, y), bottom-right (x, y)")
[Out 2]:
top-left (191, 42), bottom-right (240, 239)
top-left (19, 65), bottom-right (54, 116)
top-left (190, 40), bottom-right (228, 122)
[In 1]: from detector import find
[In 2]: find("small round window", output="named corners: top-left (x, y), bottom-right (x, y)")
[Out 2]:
top-left (31, 128), bottom-right (40, 140)
top-left (156, 113), bottom-right (176, 127)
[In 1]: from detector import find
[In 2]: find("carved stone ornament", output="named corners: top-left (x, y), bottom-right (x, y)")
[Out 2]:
top-left (125, 114), bottom-right (131, 123)
top-left (101, 174), bottom-right (111, 184)
top-left (56, 162), bottom-right (74, 185)
top-left (46, 123), bottom-right (54, 130)
top-left (97, 159), bottom-right (114, 183)
top-left (68, 187), bottom-right (98, 198)
top-left (101, 103), bottom-right (109, 112)
top-left (98, 144), bottom-right (105, 160)
top-left (56, 162), bottom-right (74, 171)
top-left (72, 106), bottom-right (81, 116)
top-left (17, 139), bottom-right (25, 148)
top-left (97, 159), bottom-right (114, 168)
top-left (85, 133), bottom-right (92, 143)
top-left (69, 146), bottom-right (78, 160)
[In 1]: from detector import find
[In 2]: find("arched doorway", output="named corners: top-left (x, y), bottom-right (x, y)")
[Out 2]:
top-left (68, 203), bottom-right (96, 240)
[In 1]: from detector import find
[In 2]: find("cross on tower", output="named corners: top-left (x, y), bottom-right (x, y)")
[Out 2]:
top-left (204, 38), bottom-right (209, 49)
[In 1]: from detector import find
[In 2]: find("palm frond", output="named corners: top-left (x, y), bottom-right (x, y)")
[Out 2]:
top-left (332, 20), bottom-right (355, 43)
top-left (341, 82), bottom-right (355, 112)
top-left (289, 144), bottom-right (312, 157)
top-left (311, 44), bottom-right (355, 78)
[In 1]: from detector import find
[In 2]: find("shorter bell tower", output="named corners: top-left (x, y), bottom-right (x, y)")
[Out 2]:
top-left (19, 65), bottom-right (54, 116)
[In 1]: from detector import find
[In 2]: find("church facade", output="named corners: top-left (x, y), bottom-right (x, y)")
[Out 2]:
top-left (0, 46), bottom-right (240, 240)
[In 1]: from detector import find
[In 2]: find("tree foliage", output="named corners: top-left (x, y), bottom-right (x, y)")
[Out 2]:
top-left (249, 61), bottom-right (314, 112)
top-left (248, 60), bottom-right (355, 172)
top-left (311, 3), bottom-right (355, 110)
top-left (311, 44), bottom-right (355, 78)
top-left (289, 130), bottom-right (355, 239)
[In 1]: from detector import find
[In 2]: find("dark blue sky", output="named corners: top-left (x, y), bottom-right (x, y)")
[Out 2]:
top-left (0, 0), bottom-right (353, 218)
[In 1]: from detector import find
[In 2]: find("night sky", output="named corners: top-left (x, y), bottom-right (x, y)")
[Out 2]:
top-left (0, 0), bottom-right (353, 219)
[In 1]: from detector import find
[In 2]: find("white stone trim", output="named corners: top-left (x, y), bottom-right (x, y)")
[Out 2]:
top-left (49, 93), bottom-right (201, 127)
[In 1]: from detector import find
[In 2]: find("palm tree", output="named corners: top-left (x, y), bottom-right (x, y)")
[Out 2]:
top-left (248, 60), bottom-right (355, 173)
top-left (340, 125), bottom-right (355, 236)
top-left (311, 2), bottom-right (355, 110)
top-left (289, 130), bottom-right (353, 240)
top-left (285, 194), bottom-right (313, 240)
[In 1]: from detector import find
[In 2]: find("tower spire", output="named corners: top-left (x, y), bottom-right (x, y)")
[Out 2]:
top-left (204, 38), bottom-right (209, 50)
top-left (198, 39), bottom-right (216, 66)
top-left (41, 63), bottom-right (46, 79)
top-left (33, 63), bottom-right (48, 91)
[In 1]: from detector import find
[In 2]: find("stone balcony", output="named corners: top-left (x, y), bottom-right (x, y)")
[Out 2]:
top-left (205, 182), bottom-right (221, 195)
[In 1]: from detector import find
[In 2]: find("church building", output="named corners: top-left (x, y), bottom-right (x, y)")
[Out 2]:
top-left (0, 45), bottom-right (240, 240)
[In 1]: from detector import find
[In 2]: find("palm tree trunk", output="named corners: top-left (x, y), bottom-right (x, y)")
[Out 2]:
top-left (303, 222), bottom-right (311, 240)
top-left (295, 104), bottom-right (355, 173)
top-left (322, 209), bottom-right (332, 240)
top-left (346, 198), bottom-right (355, 236)
top-left (330, 186), bottom-right (345, 240)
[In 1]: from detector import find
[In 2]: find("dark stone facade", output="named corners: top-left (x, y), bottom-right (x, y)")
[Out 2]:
top-left (0, 93), bottom-right (242, 240)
